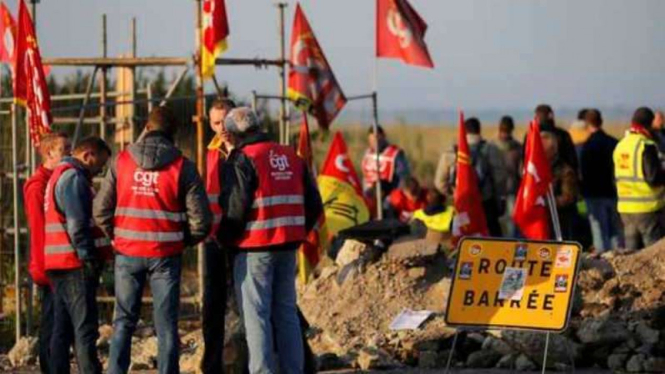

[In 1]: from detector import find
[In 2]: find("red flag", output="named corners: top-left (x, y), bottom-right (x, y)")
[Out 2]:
top-left (0, 2), bottom-right (16, 67)
top-left (513, 121), bottom-right (553, 240)
top-left (14, 0), bottom-right (51, 146)
top-left (296, 113), bottom-right (328, 283)
top-left (320, 132), bottom-right (364, 196)
top-left (452, 111), bottom-right (488, 241)
top-left (201, 0), bottom-right (229, 79)
top-left (377, 0), bottom-right (434, 68)
top-left (288, 4), bottom-right (346, 130)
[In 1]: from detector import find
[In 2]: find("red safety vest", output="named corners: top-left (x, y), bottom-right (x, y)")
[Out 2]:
top-left (113, 151), bottom-right (186, 257)
top-left (237, 141), bottom-right (307, 248)
top-left (206, 149), bottom-right (223, 238)
top-left (43, 162), bottom-right (112, 270)
top-left (361, 145), bottom-right (400, 189)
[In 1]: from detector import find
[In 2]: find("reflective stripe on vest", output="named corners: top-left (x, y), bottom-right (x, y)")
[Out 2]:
top-left (206, 149), bottom-right (223, 236)
top-left (361, 145), bottom-right (400, 188)
top-left (237, 142), bottom-right (307, 248)
top-left (44, 161), bottom-right (112, 270)
top-left (113, 151), bottom-right (186, 257)
top-left (614, 132), bottom-right (665, 213)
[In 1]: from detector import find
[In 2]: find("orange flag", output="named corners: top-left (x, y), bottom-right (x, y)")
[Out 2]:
top-left (0, 2), bottom-right (16, 68)
top-left (201, 0), bottom-right (229, 79)
top-left (296, 113), bottom-right (328, 283)
top-left (318, 132), bottom-right (369, 235)
top-left (452, 111), bottom-right (488, 242)
top-left (376, 0), bottom-right (434, 68)
top-left (14, 0), bottom-right (51, 146)
top-left (288, 3), bottom-right (346, 130)
top-left (513, 120), bottom-right (553, 240)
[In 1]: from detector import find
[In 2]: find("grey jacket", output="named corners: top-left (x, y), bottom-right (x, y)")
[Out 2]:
top-left (93, 131), bottom-right (212, 248)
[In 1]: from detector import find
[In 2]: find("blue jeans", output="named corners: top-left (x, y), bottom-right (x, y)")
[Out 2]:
top-left (234, 250), bottom-right (303, 374)
top-left (39, 285), bottom-right (74, 374)
top-left (48, 267), bottom-right (102, 374)
top-left (108, 254), bottom-right (182, 374)
top-left (586, 198), bottom-right (624, 252)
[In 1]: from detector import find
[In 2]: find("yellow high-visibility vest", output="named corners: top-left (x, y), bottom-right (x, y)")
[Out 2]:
top-left (412, 206), bottom-right (454, 232)
top-left (613, 132), bottom-right (665, 214)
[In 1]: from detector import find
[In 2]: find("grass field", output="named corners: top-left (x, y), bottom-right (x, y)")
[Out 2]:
top-left (307, 121), bottom-right (629, 189)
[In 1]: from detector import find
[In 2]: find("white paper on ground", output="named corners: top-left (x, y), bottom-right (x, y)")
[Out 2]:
top-left (389, 309), bottom-right (434, 331)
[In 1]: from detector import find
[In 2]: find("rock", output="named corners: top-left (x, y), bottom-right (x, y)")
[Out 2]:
top-left (8, 337), bottom-right (38, 367)
top-left (607, 354), bottom-right (628, 371)
top-left (644, 357), bottom-right (665, 373)
top-left (335, 239), bottom-right (368, 267)
top-left (356, 347), bottom-right (396, 370)
top-left (316, 353), bottom-right (347, 371)
top-left (418, 350), bottom-right (442, 369)
top-left (482, 336), bottom-right (514, 355)
top-left (496, 353), bottom-right (517, 369)
top-left (466, 350), bottom-right (502, 368)
top-left (502, 331), bottom-right (580, 366)
top-left (387, 238), bottom-right (439, 261)
top-left (635, 322), bottom-right (660, 345)
top-left (515, 354), bottom-right (537, 371)
top-left (97, 324), bottom-right (114, 351)
top-left (576, 316), bottom-right (631, 345)
top-left (407, 267), bottom-right (426, 279)
top-left (626, 354), bottom-right (646, 373)
top-left (130, 336), bottom-right (158, 370)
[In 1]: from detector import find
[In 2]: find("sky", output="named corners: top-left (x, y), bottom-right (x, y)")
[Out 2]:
top-left (14, 0), bottom-right (665, 121)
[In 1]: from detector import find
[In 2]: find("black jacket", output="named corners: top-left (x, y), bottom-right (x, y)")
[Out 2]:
top-left (217, 132), bottom-right (324, 250)
top-left (580, 130), bottom-right (618, 199)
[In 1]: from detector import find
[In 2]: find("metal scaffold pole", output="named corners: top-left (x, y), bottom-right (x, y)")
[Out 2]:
top-left (277, 2), bottom-right (287, 145)
top-left (100, 14), bottom-right (108, 140)
top-left (12, 103), bottom-right (21, 344)
top-left (194, 0), bottom-right (206, 310)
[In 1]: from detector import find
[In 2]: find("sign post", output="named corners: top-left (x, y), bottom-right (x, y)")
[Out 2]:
top-left (444, 237), bottom-right (581, 372)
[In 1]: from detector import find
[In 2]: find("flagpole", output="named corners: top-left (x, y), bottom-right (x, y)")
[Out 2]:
top-left (372, 0), bottom-right (383, 220)
top-left (546, 186), bottom-right (563, 241)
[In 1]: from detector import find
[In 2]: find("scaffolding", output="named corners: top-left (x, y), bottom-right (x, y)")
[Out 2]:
top-left (0, 0), bottom-right (292, 345)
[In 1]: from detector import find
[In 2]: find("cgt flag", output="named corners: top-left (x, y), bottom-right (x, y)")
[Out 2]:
top-left (0, 2), bottom-right (16, 69)
top-left (318, 132), bottom-right (369, 236)
top-left (296, 112), bottom-right (329, 283)
top-left (452, 111), bottom-right (488, 242)
top-left (14, 0), bottom-right (51, 146)
top-left (513, 120), bottom-right (553, 240)
top-left (376, 0), bottom-right (434, 68)
top-left (201, 0), bottom-right (229, 79)
top-left (288, 3), bottom-right (346, 130)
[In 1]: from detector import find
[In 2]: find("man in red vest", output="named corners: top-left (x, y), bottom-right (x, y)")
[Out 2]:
top-left (44, 136), bottom-right (113, 374)
top-left (218, 107), bottom-right (323, 374)
top-left (202, 97), bottom-right (235, 374)
top-left (361, 125), bottom-right (411, 214)
top-left (24, 132), bottom-right (74, 374)
top-left (94, 106), bottom-right (211, 374)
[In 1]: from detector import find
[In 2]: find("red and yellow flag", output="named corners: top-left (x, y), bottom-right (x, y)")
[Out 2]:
top-left (452, 111), bottom-right (488, 242)
top-left (318, 132), bottom-right (369, 236)
top-left (377, 0), bottom-right (434, 68)
top-left (201, 0), bottom-right (229, 79)
top-left (14, 0), bottom-right (51, 146)
top-left (288, 4), bottom-right (346, 130)
top-left (296, 113), bottom-right (329, 283)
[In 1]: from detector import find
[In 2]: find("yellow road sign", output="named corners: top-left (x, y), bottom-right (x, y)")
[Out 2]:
top-left (445, 237), bottom-right (581, 332)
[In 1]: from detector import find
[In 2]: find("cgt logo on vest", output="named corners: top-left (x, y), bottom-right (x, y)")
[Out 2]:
top-left (269, 150), bottom-right (293, 181)
top-left (132, 170), bottom-right (160, 196)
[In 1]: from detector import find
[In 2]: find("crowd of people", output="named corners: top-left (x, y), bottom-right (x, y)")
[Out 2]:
top-left (361, 104), bottom-right (665, 254)
top-left (21, 100), bottom-right (665, 374)
top-left (25, 101), bottom-right (322, 374)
